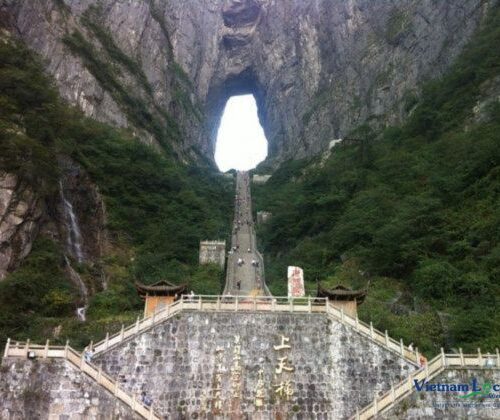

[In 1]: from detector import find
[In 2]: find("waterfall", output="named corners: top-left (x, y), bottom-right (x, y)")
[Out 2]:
top-left (60, 181), bottom-right (88, 321)
top-left (59, 181), bottom-right (84, 263)
top-left (64, 256), bottom-right (88, 321)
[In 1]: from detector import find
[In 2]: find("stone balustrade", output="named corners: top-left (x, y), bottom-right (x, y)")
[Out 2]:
top-left (3, 339), bottom-right (160, 420)
top-left (87, 295), bottom-right (419, 365)
top-left (353, 349), bottom-right (500, 419)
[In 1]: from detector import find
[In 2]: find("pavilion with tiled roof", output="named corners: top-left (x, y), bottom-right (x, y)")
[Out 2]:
top-left (135, 280), bottom-right (187, 317)
top-left (317, 283), bottom-right (368, 317)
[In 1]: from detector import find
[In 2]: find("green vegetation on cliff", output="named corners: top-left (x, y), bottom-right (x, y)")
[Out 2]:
top-left (254, 6), bottom-right (500, 355)
top-left (0, 37), bottom-right (231, 347)
top-left (0, 239), bottom-right (74, 334)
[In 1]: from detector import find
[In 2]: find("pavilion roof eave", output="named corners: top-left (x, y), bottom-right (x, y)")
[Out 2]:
top-left (135, 280), bottom-right (188, 296)
top-left (317, 283), bottom-right (367, 303)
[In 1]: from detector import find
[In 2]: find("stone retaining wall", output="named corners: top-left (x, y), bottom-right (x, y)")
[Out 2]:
top-left (0, 358), bottom-right (140, 419)
top-left (95, 311), bottom-right (418, 419)
top-left (383, 368), bottom-right (500, 419)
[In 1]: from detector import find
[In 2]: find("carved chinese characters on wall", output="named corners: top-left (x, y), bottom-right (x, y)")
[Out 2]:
top-left (212, 347), bottom-right (224, 413)
top-left (208, 334), bottom-right (296, 414)
top-left (273, 335), bottom-right (295, 401)
top-left (230, 335), bottom-right (243, 414)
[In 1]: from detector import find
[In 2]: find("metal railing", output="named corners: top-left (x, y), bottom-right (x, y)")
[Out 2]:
top-left (3, 339), bottom-right (160, 420)
top-left (86, 295), bottom-right (419, 366)
top-left (352, 348), bottom-right (500, 420)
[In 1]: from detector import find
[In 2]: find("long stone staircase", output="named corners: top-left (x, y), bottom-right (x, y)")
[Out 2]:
top-left (2, 294), bottom-right (420, 418)
top-left (352, 349), bottom-right (500, 419)
top-left (224, 171), bottom-right (270, 296)
top-left (3, 171), bottom-right (499, 418)
top-left (3, 339), bottom-right (161, 419)
top-left (3, 297), bottom-right (499, 418)
top-left (89, 294), bottom-right (419, 364)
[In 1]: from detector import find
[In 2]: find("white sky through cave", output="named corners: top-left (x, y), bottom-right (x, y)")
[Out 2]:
top-left (215, 95), bottom-right (268, 172)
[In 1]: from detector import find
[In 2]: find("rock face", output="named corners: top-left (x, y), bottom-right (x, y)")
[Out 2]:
top-left (94, 311), bottom-right (418, 418)
top-left (58, 157), bottom-right (107, 263)
top-left (0, 358), bottom-right (140, 419)
top-left (2, 0), bottom-right (495, 164)
top-left (0, 27), bottom-right (109, 279)
top-left (0, 173), bottom-right (43, 280)
top-left (0, 158), bottom-right (107, 282)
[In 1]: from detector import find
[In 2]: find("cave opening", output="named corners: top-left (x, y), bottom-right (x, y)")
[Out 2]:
top-left (214, 94), bottom-right (268, 172)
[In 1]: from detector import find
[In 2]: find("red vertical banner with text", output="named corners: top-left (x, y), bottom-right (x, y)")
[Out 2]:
top-left (287, 266), bottom-right (305, 297)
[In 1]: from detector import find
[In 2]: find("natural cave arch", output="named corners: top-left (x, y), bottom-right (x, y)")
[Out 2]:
top-left (205, 68), bottom-right (273, 166)
top-left (214, 94), bottom-right (268, 171)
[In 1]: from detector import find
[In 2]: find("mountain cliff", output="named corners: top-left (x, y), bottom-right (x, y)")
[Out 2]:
top-left (0, 0), bottom-right (498, 352)
top-left (0, 34), bottom-right (232, 346)
top-left (253, 5), bottom-right (500, 354)
top-left (2, 0), bottom-right (494, 162)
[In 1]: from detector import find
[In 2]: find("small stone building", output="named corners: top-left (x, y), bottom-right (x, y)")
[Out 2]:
top-left (257, 211), bottom-right (272, 225)
top-left (318, 283), bottom-right (367, 317)
top-left (136, 280), bottom-right (187, 317)
top-left (199, 240), bottom-right (226, 268)
top-left (252, 174), bottom-right (271, 184)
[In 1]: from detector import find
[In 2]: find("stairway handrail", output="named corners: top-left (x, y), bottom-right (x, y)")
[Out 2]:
top-left (85, 295), bottom-right (420, 363)
top-left (88, 296), bottom-right (418, 365)
top-left (95, 295), bottom-right (328, 354)
top-left (325, 301), bottom-right (418, 363)
top-left (92, 299), bottom-right (183, 353)
top-left (353, 351), bottom-right (500, 419)
top-left (254, 249), bottom-right (272, 296)
top-left (3, 340), bottom-right (160, 419)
